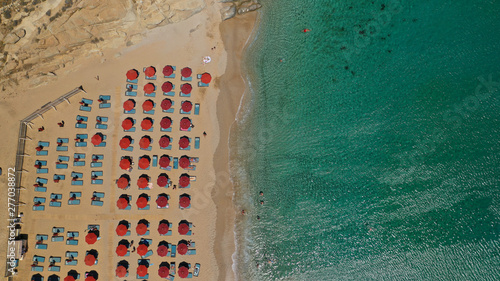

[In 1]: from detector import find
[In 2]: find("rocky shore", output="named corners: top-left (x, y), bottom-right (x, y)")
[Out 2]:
top-left (0, 0), bottom-right (260, 92)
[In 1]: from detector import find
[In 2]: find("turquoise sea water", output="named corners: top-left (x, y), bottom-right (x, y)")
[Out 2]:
top-left (231, 0), bottom-right (500, 280)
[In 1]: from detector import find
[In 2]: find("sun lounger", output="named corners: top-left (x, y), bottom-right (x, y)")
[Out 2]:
top-left (91, 179), bottom-right (103, 185)
top-left (66, 232), bottom-right (79, 238)
top-left (91, 200), bottom-right (103, 206)
top-left (68, 199), bottom-right (80, 205)
top-left (195, 137), bottom-right (200, 149)
top-left (182, 76), bottom-right (192, 82)
top-left (125, 90), bottom-right (137, 96)
top-left (82, 98), bottom-right (93, 105)
top-left (33, 205), bottom-right (45, 211)
top-left (37, 177), bottom-right (48, 184)
top-left (34, 197), bottom-right (46, 203)
top-left (35, 186), bottom-right (47, 192)
top-left (127, 77), bottom-right (138, 83)
top-left (75, 123), bottom-right (87, 129)
top-left (88, 224), bottom-right (100, 230)
top-left (53, 174), bottom-right (65, 181)
top-left (164, 91), bottom-right (175, 97)
top-left (71, 180), bottom-right (83, 185)
top-left (33, 255), bottom-right (45, 262)
top-left (51, 236), bottom-right (64, 242)
top-left (49, 257), bottom-right (61, 263)
top-left (144, 109), bottom-right (155, 114)
top-left (92, 171), bottom-right (103, 177)
top-left (38, 141), bottom-right (49, 147)
top-left (127, 84), bottom-right (138, 90)
top-left (56, 163), bottom-right (68, 169)
top-left (76, 115), bottom-right (88, 122)
top-left (180, 108), bottom-right (190, 114)
top-left (124, 109), bottom-right (136, 114)
top-left (36, 234), bottom-right (48, 240)
top-left (145, 92), bottom-right (156, 98)
top-left (189, 157), bottom-right (199, 163)
top-left (161, 127), bottom-right (172, 132)
top-left (49, 201), bottom-right (61, 207)
top-left (180, 91), bottom-right (191, 98)
top-left (57, 138), bottom-right (69, 143)
top-left (36, 150), bottom-right (48, 156)
top-left (152, 155), bottom-right (158, 167)
top-left (93, 192), bottom-right (105, 198)
top-left (194, 103), bottom-right (200, 115)
top-left (79, 105), bottom-right (91, 111)
top-left (92, 154), bottom-right (104, 160)
top-left (99, 95), bottom-right (110, 101)
top-left (142, 250), bottom-right (153, 258)
top-left (65, 260), bottom-right (78, 265)
top-left (90, 162), bottom-right (102, 168)
top-left (31, 266), bottom-right (44, 271)
top-left (48, 265), bottom-right (60, 272)
top-left (99, 102), bottom-right (111, 109)
top-left (173, 158), bottom-right (178, 169)
top-left (76, 134), bottom-right (88, 139)
top-left (36, 168), bottom-right (48, 174)
top-left (187, 249), bottom-right (196, 255)
top-left (166, 275), bottom-right (175, 281)
top-left (52, 227), bottom-right (64, 233)
top-left (66, 239), bottom-right (78, 246)
top-left (95, 142), bottom-right (106, 147)
top-left (171, 245), bottom-right (176, 257)
top-left (96, 123), bottom-right (108, 129)
top-left (36, 160), bottom-right (47, 166)
top-left (71, 172), bottom-right (83, 177)
top-left (66, 251), bottom-right (78, 258)
top-left (70, 192), bottom-right (81, 197)
top-left (198, 81), bottom-right (209, 87)
top-left (35, 244), bottom-right (47, 250)
top-left (56, 146), bottom-right (68, 151)
top-left (75, 141), bottom-right (87, 147)
top-left (50, 193), bottom-right (62, 200)
top-left (139, 205), bottom-right (150, 210)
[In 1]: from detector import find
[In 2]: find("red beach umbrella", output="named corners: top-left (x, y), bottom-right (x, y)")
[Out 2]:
top-left (117, 197), bottom-right (129, 209)
top-left (201, 72), bottom-right (212, 84)
top-left (157, 245), bottom-right (168, 257)
top-left (161, 81), bottom-right (173, 92)
top-left (181, 101), bottom-right (192, 112)
top-left (159, 136), bottom-right (170, 148)
top-left (177, 243), bottom-right (188, 255)
top-left (116, 265), bottom-right (127, 277)
top-left (139, 137), bottom-right (150, 149)
top-left (179, 137), bottom-right (190, 149)
top-left (85, 232), bottom-right (98, 244)
top-left (126, 69), bottom-right (138, 80)
top-left (123, 99), bottom-right (135, 111)
top-left (84, 254), bottom-right (96, 266)
top-left (144, 83), bottom-right (155, 94)
top-left (85, 277), bottom-right (96, 281)
top-left (116, 224), bottom-right (128, 236)
top-left (91, 134), bottom-right (102, 146)
top-left (145, 66), bottom-right (156, 77)
top-left (137, 265), bottom-right (148, 277)
top-left (119, 158), bottom-right (131, 170)
top-left (117, 176), bottom-right (129, 189)
top-left (163, 65), bottom-right (174, 76)
top-left (137, 244), bottom-right (148, 256)
top-left (179, 175), bottom-right (190, 187)
top-left (137, 177), bottom-right (149, 189)
top-left (161, 98), bottom-right (172, 110)
top-left (160, 117), bottom-right (172, 129)
top-left (142, 100), bottom-right (154, 111)
top-left (156, 196), bottom-right (168, 208)
top-left (116, 244), bottom-right (128, 256)
top-left (179, 196), bottom-right (190, 208)
top-left (178, 223), bottom-right (189, 235)
top-left (36, 146), bottom-right (43, 151)
top-left (181, 83), bottom-right (192, 94)
top-left (178, 266), bottom-right (189, 278)
top-left (158, 223), bottom-right (169, 235)
top-left (181, 67), bottom-right (192, 78)
top-left (180, 118), bottom-right (191, 130)
top-left (179, 156), bottom-right (190, 169)
top-left (122, 118), bottom-right (134, 130)
top-left (141, 118), bottom-right (153, 130)
top-left (119, 137), bottom-right (131, 149)
top-left (136, 196), bottom-right (148, 209)
top-left (159, 156), bottom-right (170, 168)
top-left (138, 157), bottom-right (150, 169)
top-left (158, 266), bottom-right (170, 278)
top-left (64, 276), bottom-right (76, 281)
top-left (157, 175), bottom-right (169, 187)
top-left (136, 223), bottom-right (148, 235)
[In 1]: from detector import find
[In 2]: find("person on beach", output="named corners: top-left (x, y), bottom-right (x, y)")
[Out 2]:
top-left (38, 126), bottom-right (44, 132)
top-left (203, 131), bottom-right (207, 137)
top-left (259, 191), bottom-right (263, 196)
top-left (241, 210), bottom-right (246, 215)
top-left (58, 120), bottom-right (65, 127)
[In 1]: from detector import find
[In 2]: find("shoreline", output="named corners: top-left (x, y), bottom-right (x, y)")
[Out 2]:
top-left (214, 11), bottom-right (258, 281)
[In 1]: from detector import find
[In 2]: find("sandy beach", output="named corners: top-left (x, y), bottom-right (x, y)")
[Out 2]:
top-left (0, 2), bottom-right (257, 280)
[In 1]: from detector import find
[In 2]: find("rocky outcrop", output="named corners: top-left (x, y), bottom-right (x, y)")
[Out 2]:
top-left (220, 0), bottom-right (261, 21)
top-left (0, 0), bottom-right (206, 90)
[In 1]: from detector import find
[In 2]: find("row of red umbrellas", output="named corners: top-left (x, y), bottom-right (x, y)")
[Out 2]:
top-left (119, 135), bottom-right (191, 151)
top-left (116, 194), bottom-right (190, 209)
top-left (144, 82), bottom-right (193, 94)
top-left (115, 264), bottom-right (188, 278)
top-left (123, 99), bottom-right (193, 112)
top-left (127, 67), bottom-right (211, 82)
top-left (121, 116), bottom-right (192, 130)
top-left (115, 222), bottom-right (191, 237)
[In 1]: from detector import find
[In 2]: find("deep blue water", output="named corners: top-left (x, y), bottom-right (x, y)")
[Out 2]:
top-left (231, 1), bottom-right (500, 280)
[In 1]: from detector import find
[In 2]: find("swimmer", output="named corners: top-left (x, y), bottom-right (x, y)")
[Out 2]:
top-left (303, 29), bottom-right (311, 33)
top-left (241, 210), bottom-right (246, 215)
top-left (257, 216), bottom-right (260, 220)
top-left (260, 201), bottom-right (264, 205)
top-left (259, 191), bottom-right (264, 196)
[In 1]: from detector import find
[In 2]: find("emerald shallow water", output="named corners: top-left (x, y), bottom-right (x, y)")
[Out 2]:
top-left (231, 1), bottom-right (500, 280)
